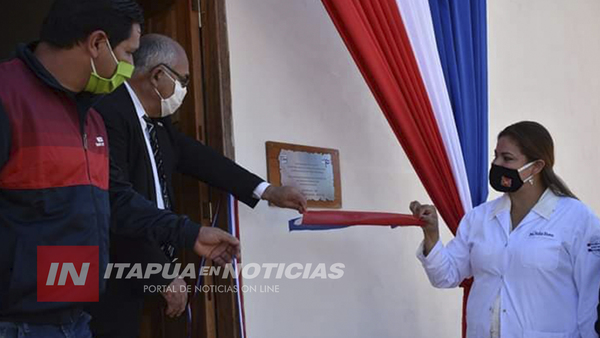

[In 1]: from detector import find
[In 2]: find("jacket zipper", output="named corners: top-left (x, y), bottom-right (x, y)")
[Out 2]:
top-left (81, 114), bottom-right (102, 257)
top-left (82, 132), bottom-right (92, 182)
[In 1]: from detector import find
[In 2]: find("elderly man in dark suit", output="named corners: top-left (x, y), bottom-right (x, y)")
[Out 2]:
top-left (89, 33), bottom-right (307, 337)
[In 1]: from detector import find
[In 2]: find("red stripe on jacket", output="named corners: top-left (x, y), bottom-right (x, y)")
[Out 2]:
top-left (0, 59), bottom-right (109, 190)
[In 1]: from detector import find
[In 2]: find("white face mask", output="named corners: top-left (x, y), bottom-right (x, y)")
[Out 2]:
top-left (154, 71), bottom-right (187, 117)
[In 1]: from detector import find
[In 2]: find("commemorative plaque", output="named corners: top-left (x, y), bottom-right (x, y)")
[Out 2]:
top-left (266, 142), bottom-right (341, 209)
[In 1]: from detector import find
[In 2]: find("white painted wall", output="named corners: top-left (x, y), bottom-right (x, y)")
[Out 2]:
top-left (225, 0), bottom-right (600, 337)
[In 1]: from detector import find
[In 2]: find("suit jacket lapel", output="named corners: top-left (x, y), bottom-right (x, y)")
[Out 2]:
top-left (120, 86), bottom-right (158, 205)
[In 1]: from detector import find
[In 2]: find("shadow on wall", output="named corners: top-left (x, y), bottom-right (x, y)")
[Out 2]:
top-left (0, 0), bottom-right (54, 60)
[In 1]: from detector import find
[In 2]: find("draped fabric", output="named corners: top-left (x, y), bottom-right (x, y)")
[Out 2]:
top-left (321, 0), bottom-right (465, 233)
top-left (427, 3), bottom-right (488, 335)
top-left (395, 0), bottom-right (473, 214)
top-left (319, 0), bottom-right (488, 336)
top-left (428, 0), bottom-right (489, 207)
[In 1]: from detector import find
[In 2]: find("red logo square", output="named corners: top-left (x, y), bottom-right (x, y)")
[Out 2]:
top-left (501, 176), bottom-right (512, 188)
top-left (37, 246), bottom-right (99, 302)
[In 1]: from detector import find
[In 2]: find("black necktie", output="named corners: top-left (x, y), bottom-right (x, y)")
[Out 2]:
top-left (143, 115), bottom-right (175, 259)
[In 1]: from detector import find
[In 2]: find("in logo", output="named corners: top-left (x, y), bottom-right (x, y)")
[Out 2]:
top-left (37, 246), bottom-right (99, 302)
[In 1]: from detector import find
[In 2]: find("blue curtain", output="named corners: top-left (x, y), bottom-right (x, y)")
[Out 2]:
top-left (428, 0), bottom-right (488, 207)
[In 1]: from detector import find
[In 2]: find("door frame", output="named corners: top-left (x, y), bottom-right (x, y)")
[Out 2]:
top-left (139, 0), bottom-right (241, 337)
top-left (199, 0), bottom-right (243, 337)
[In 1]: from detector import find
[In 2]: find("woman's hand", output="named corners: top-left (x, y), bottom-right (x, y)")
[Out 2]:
top-left (410, 201), bottom-right (439, 256)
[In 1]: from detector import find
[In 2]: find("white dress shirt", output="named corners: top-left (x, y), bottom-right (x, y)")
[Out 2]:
top-left (124, 83), bottom-right (269, 208)
top-left (417, 189), bottom-right (600, 338)
top-left (125, 82), bottom-right (166, 209)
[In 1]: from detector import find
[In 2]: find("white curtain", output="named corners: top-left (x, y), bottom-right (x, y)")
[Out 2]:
top-left (396, 0), bottom-right (473, 212)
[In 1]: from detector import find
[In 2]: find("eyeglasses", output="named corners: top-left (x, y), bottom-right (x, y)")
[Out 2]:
top-left (158, 63), bottom-right (190, 88)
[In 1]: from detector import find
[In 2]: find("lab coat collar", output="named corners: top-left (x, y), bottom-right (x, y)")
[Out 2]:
top-left (490, 188), bottom-right (560, 221)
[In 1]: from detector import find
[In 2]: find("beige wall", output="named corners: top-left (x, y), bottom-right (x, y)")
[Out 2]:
top-left (488, 0), bottom-right (600, 208)
top-left (226, 0), bottom-right (600, 337)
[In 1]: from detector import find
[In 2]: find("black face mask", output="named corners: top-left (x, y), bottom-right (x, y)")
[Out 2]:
top-left (489, 162), bottom-right (535, 193)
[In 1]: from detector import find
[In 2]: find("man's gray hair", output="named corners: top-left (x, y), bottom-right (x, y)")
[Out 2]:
top-left (133, 34), bottom-right (180, 75)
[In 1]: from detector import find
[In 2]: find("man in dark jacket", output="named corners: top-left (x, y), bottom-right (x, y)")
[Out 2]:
top-left (0, 1), bottom-right (239, 337)
top-left (89, 33), bottom-right (307, 337)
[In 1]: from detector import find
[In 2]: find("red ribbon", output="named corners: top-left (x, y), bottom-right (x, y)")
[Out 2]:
top-left (298, 210), bottom-right (425, 227)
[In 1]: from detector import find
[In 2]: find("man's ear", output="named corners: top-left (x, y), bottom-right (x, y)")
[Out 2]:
top-left (149, 67), bottom-right (163, 87)
top-left (84, 30), bottom-right (109, 59)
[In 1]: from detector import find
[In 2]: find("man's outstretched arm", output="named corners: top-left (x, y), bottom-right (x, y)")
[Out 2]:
top-left (109, 159), bottom-right (240, 264)
top-left (172, 123), bottom-right (306, 213)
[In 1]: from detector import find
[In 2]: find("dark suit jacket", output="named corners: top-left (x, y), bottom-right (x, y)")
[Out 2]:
top-left (89, 85), bottom-right (263, 336)
top-left (99, 85), bottom-right (263, 283)
top-left (101, 85), bottom-right (263, 209)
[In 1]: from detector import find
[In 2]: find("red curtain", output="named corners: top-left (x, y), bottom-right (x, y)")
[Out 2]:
top-left (321, 0), bottom-right (469, 335)
top-left (321, 0), bottom-right (463, 230)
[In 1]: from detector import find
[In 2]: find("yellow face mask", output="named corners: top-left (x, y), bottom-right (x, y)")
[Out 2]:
top-left (84, 40), bottom-right (134, 94)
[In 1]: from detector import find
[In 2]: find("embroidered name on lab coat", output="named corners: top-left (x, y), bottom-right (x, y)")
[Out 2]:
top-left (528, 231), bottom-right (554, 238)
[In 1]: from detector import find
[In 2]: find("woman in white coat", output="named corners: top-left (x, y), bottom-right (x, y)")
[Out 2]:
top-left (410, 121), bottom-right (600, 338)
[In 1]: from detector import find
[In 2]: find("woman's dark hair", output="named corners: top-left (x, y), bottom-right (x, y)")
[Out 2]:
top-left (499, 121), bottom-right (577, 199)
top-left (40, 0), bottom-right (144, 48)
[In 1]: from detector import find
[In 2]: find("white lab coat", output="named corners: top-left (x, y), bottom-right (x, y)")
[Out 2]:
top-left (417, 189), bottom-right (600, 338)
